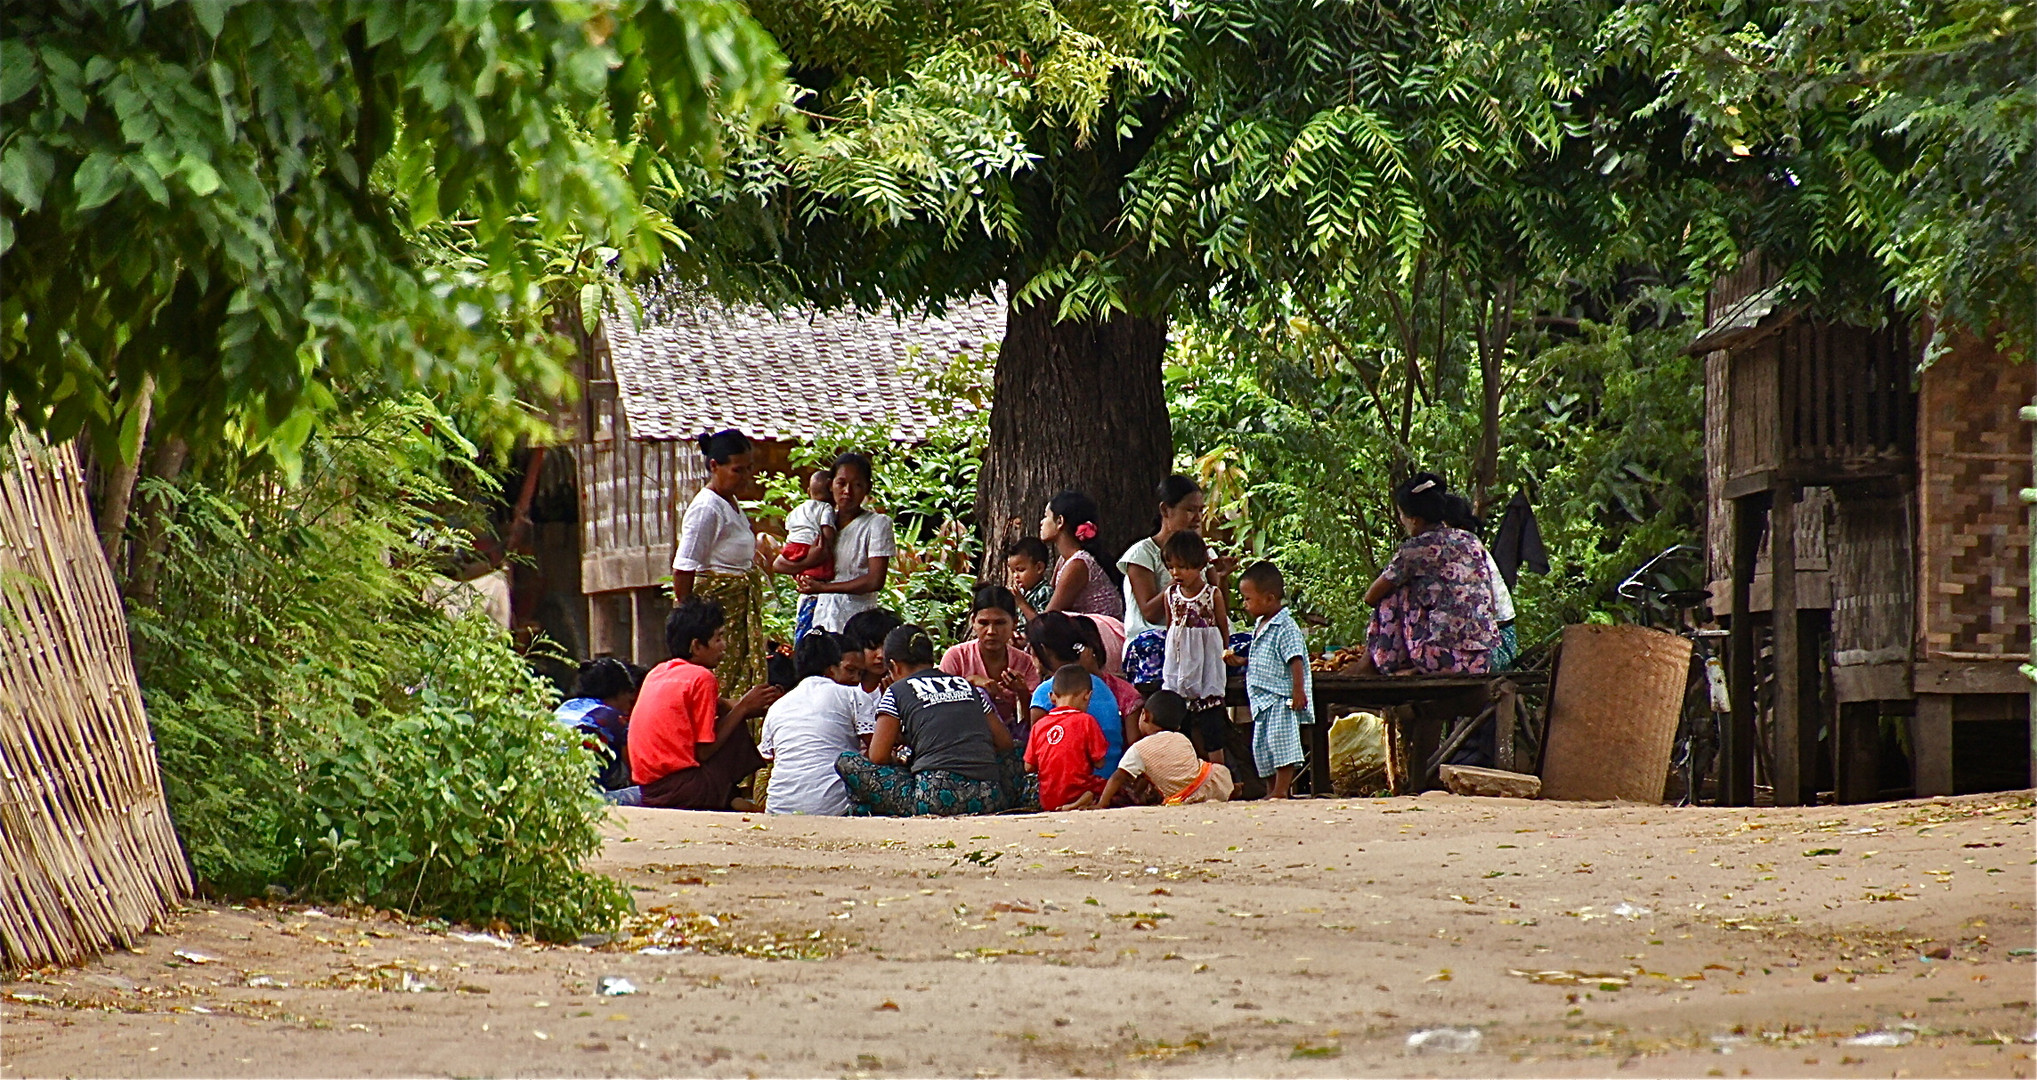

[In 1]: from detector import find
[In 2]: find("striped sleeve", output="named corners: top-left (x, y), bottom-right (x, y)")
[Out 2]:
top-left (875, 687), bottom-right (900, 718)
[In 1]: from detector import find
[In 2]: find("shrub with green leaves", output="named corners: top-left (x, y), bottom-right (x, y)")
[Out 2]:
top-left (289, 616), bottom-right (628, 941)
top-left (131, 398), bottom-right (626, 940)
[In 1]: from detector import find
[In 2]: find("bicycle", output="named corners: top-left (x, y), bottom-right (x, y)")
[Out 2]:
top-left (1616, 544), bottom-right (1732, 807)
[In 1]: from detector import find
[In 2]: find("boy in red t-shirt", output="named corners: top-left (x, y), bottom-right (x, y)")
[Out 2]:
top-left (1026, 664), bottom-right (1109, 811)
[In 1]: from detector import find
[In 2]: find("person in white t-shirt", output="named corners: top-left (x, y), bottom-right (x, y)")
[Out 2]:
top-left (671, 429), bottom-right (768, 693)
top-left (759, 633), bottom-right (867, 816)
top-left (773, 466), bottom-right (838, 643)
top-left (800, 453), bottom-right (896, 633)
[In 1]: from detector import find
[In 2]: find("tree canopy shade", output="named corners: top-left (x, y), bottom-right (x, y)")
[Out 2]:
top-left (1, 0), bottom-right (789, 469)
top-left (667, 0), bottom-right (1188, 558)
top-left (670, 0), bottom-right (1645, 556)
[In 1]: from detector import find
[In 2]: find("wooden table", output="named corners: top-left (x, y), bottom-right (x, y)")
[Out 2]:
top-left (1228, 671), bottom-right (1545, 795)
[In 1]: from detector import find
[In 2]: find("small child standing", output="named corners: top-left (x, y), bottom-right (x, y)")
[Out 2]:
top-left (775, 467), bottom-right (838, 643)
top-left (1026, 665), bottom-right (1110, 810)
top-left (1094, 690), bottom-right (1234, 807)
top-left (1159, 531), bottom-right (1230, 764)
top-left (1004, 536), bottom-right (1055, 621)
top-left (1235, 560), bottom-right (1313, 798)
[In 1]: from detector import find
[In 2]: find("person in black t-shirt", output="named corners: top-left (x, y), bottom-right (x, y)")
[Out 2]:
top-left (835, 625), bottom-right (1035, 815)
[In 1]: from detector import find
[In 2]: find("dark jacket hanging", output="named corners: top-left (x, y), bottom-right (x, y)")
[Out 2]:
top-left (1492, 491), bottom-right (1549, 588)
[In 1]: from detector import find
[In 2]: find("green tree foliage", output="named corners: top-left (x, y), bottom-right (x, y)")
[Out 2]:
top-left (668, 0), bottom-right (1171, 315)
top-left (1, 0), bottom-right (788, 468)
top-left (665, 0), bottom-right (1680, 557)
top-left (683, 0), bottom-right (1624, 319)
top-left (1168, 293), bottom-right (1705, 650)
top-left (131, 398), bottom-right (626, 939)
top-left (1125, 0), bottom-right (1716, 506)
top-left (1602, 0), bottom-right (2036, 349)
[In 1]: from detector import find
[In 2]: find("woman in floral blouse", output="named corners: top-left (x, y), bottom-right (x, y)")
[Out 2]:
top-left (1359, 472), bottom-right (1499, 675)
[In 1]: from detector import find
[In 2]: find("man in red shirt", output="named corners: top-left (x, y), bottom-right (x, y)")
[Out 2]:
top-left (630, 597), bottom-right (783, 810)
top-left (1025, 665), bottom-right (1109, 811)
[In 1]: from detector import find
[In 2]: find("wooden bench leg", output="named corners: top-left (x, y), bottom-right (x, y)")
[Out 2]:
top-left (1493, 683), bottom-right (1518, 773)
top-left (1309, 714), bottom-right (1332, 797)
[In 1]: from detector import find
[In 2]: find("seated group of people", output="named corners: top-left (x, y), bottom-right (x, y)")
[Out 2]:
top-left (557, 582), bottom-right (1255, 817)
top-left (556, 462), bottom-right (1519, 815)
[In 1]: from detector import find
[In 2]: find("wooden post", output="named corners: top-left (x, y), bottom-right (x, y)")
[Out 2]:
top-left (1770, 480), bottom-right (1809, 805)
top-left (632, 587), bottom-right (671, 667)
top-left (2023, 400), bottom-right (2036, 800)
top-left (1913, 695), bottom-right (1955, 796)
top-left (1835, 702), bottom-right (1881, 804)
top-left (587, 591), bottom-right (630, 660)
top-left (1798, 608), bottom-right (1829, 795)
top-left (1725, 495), bottom-right (1761, 806)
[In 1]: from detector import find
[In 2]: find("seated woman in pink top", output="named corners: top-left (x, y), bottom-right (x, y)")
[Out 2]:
top-left (1038, 490), bottom-right (1127, 672)
top-left (940, 584), bottom-right (1041, 744)
top-left (1039, 491), bottom-right (1125, 620)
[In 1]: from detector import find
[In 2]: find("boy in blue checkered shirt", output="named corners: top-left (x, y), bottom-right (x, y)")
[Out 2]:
top-left (1228, 561), bottom-right (1313, 798)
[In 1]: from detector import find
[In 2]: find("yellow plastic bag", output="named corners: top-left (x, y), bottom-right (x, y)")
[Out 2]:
top-left (1329, 711), bottom-right (1389, 797)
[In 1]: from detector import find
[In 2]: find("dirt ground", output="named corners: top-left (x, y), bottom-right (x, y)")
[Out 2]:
top-left (5, 790), bottom-right (2033, 1079)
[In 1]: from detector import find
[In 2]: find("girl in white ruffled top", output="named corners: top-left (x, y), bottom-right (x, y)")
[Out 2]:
top-left (1158, 530), bottom-right (1231, 765)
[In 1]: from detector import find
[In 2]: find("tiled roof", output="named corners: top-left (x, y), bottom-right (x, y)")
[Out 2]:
top-left (603, 293), bottom-right (1005, 443)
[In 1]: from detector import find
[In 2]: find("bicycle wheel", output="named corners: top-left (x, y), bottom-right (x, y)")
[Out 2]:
top-left (1666, 655), bottom-right (1715, 806)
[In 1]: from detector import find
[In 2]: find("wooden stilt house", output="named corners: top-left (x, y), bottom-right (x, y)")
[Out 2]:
top-left (1696, 268), bottom-right (2032, 804)
top-left (505, 293), bottom-right (1003, 668)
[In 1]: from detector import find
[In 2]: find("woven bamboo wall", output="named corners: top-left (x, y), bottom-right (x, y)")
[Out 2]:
top-left (1705, 348), bottom-right (1730, 587)
top-left (1, 433), bottom-right (191, 970)
top-left (1829, 487), bottom-right (1914, 665)
top-left (578, 325), bottom-right (706, 596)
top-left (1916, 333), bottom-right (2033, 660)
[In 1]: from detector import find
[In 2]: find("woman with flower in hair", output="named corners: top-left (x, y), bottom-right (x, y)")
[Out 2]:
top-left (1357, 472), bottom-right (1500, 675)
top-left (1040, 490), bottom-right (1124, 620)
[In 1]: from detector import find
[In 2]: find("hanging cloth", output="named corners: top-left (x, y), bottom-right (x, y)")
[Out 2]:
top-left (1491, 490), bottom-right (1550, 588)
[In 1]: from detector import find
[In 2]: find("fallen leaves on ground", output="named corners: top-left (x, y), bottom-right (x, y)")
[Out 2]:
top-left (1509, 968), bottom-right (1633, 988)
top-left (604, 908), bottom-right (837, 960)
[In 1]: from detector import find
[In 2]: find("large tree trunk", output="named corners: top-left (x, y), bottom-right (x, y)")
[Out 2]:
top-left (976, 296), bottom-right (1172, 577)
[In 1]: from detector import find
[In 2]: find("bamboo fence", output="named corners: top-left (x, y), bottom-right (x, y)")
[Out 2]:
top-left (1, 431), bottom-right (190, 971)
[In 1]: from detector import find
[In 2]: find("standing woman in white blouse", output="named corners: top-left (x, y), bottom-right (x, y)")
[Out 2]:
top-left (672, 429), bottom-right (769, 693)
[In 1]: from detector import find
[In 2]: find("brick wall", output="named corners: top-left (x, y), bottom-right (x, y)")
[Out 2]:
top-left (1916, 332), bottom-right (2033, 659)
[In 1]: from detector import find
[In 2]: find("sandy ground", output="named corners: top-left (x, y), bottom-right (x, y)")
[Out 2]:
top-left (4, 790), bottom-right (2034, 1079)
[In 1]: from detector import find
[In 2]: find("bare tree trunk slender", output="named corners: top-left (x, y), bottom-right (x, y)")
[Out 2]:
top-left (1471, 277), bottom-right (1517, 515)
top-left (94, 375), bottom-right (156, 574)
top-left (976, 295), bottom-right (1171, 576)
top-left (127, 436), bottom-right (190, 607)
top-left (1382, 254), bottom-right (1431, 448)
